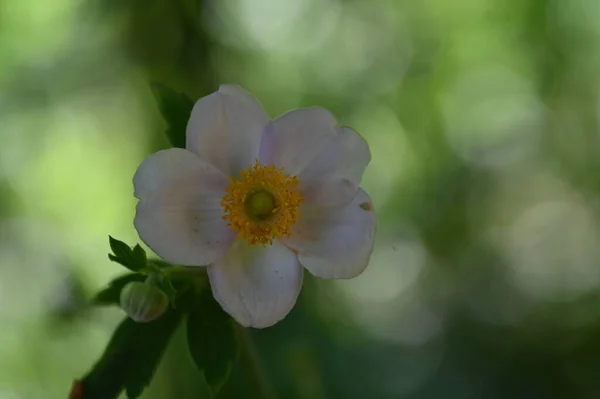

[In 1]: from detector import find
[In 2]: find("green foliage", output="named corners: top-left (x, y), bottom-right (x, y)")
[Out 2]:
top-left (132, 245), bottom-right (147, 268)
top-left (151, 83), bottom-right (194, 148)
top-left (93, 273), bottom-right (178, 311)
top-left (108, 236), bottom-right (147, 272)
top-left (186, 291), bottom-right (239, 396)
top-left (97, 238), bottom-right (180, 310)
top-left (87, 238), bottom-right (240, 398)
top-left (85, 279), bottom-right (240, 398)
top-left (81, 308), bottom-right (183, 399)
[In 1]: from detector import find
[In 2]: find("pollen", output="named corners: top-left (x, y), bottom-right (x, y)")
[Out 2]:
top-left (221, 160), bottom-right (304, 246)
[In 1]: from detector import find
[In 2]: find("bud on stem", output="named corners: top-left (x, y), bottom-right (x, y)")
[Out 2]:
top-left (120, 275), bottom-right (169, 322)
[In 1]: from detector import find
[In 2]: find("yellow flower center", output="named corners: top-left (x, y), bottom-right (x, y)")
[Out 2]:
top-left (221, 160), bottom-right (304, 246)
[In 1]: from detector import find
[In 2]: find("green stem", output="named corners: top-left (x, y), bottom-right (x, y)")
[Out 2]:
top-left (144, 272), bottom-right (159, 285)
top-left (236, 325), bottom-right (278, 399)
top-left (162, 265), bottom-right (207, 284)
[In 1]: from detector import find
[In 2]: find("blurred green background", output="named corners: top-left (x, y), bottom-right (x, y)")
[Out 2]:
top-left (2, 0), bottom-right (600, 397)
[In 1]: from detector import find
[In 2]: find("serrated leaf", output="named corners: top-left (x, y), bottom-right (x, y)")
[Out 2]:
top-left (109, 236), bottom-right (132, 262)
top-left (132, 244), bottom-right (147, 269)
top-left (107, 236), bottom-right (145, 272)
top-left (92, 274), bottom-right (145, 306)
top-left (186, 292), bottom-right (238, 395)
top-left (151, 83), bottom-right (194, 148)
top-left (81, 308), bottom-right (182, 399)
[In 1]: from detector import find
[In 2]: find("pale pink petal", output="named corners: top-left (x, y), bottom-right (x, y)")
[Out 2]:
top-left (337, 127), bottom-right (371, 184)
top-left (259, 109), bottom-right (370, 188)
top-left (186, 84), bottom-right (270, 176)
top-left (285, 188), bottom-right (376, 279)
top-left (301, 126), bottom-right (371, 184)
top-left (133, 148), bottom-right (234, 266)
top-left (259, 107), bottom-right (339, 176)
top-left (300, 177), bottom-right (358, 208)
top-left (208, 240), bottom-right (303, 328)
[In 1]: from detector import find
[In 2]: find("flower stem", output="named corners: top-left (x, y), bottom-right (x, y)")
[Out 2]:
top-left (236, 325), bottom-right (278, 399)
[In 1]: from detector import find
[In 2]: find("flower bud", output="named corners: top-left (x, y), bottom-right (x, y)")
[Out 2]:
top-left (120, 281), bottom-right (169, 322)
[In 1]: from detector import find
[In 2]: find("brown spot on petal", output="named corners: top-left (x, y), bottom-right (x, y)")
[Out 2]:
top-left (360, 202), bottom-right (372, 211)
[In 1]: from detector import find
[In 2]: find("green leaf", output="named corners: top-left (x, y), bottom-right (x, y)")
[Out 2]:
top-left (92, 273), bottom-right (145, 306)
top-left (107, 236), bottom-right (147, 272)
top-left (109, 236), bottom-right (131, 261)
top-left (186, 292), bottom-right (239, 395)
top-left (81, 308), bottom-right (182, 399)
top-left (132, 244), bottom-right (147, 268)
top-left (151, 83), bottom-right (194, 148)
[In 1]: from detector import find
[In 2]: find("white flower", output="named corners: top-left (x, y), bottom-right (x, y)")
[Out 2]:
top-left (133, 85), bottom-right (376, 328)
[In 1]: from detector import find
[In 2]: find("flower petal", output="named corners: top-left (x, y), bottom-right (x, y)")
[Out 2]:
top-left (338, 127), bottom-right (371, 184)
top-left (300, 177), bottom-right (358, 208)
top-left (208, 240), bottom-right (303, 328)
top-left (133, 148), bottom-right (235, 266)
top-left (259, 107), bottom-right (339, 176)
top-left (297, 126), bottom-right (371, 184)
top-left (260, 110), bottom-right (370, 185)
top-left (186, 84), bottom-right (270, 176)
top-left (285, 188), bottom-right (376, 279)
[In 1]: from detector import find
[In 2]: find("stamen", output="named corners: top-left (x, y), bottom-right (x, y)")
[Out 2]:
top-left (221, 160), bottom-right (304, 246)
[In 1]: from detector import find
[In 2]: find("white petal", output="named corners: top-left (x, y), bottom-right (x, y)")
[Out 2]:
top-left (285, 188), bottom-right (376, 279)
top-left (300, 177), bottom-right (358, 208)
top-left (133, 148), bottom-right (235, 266)
top-left (298, 126), bottom-right (371, 184)
top-left (186, 84), bottom-right (270, 176)
top-left (208, 240), bottom-right (303, 328)
top-left (259, 107), bottom-right (339, 176)
top-left (333, 127), bottom-right (371, 184)
top-left (259, 109), bottom-right (370, 186)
